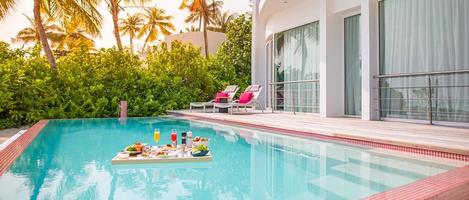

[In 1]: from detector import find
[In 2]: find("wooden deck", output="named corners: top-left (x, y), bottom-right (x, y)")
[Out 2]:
top-left (169, 110), bottom-right (469, 156)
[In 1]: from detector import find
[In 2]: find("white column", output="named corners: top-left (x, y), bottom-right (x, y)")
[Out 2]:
top-left (361, 0), bottom-right (380, 120)
top-left (252, 0), bottom-right (267, 108)
top-left (319, 0), bottom-right (344, 117)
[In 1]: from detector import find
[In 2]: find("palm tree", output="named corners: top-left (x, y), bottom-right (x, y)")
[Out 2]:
top-left (119, 14), bottom-right (144, 54)
top-left (54, 18), bottom-right (96, 52)
top-left (12, 14), bottom-right (62, 48)
top-left (40, 0), bottom-right (101, 68)
top-left (183, 0), bottom-right (222, 30)
top-left (0, 0), bottom-right (15, 21)
top-left (33, 0), bottom-right (57, 69)
top-left (179, 0), bottom-right (222, 58)
top-left (208, 11), bottom-right (237, 33)
top-left (106, 0), bottom-right (150, 51)
top-left (138, 7), bottom-right (175, 52)
top-left (1, 0), bottom-right (102, 70)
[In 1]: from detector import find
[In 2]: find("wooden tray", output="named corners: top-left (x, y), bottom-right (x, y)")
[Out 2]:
top-left (111, 153), bottom-right (212, 165)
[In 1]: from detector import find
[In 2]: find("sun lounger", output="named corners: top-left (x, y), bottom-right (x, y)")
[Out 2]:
top-left (213, 85), bottom-right (264, 114)
top-left (189, 85), bottom-right (239, 112)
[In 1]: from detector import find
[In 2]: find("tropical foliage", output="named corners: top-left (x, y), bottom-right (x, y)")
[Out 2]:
top-left (0, 41), bottom-right (215, 129)
top-left (2, 0), bottom-right (102, 69)
top-left (138, 7), bottom-right (176, 51)
top-left (119, 14), bottom-right (144, 54)
top-left (216, 15), bottom-right (252, 88)
top-left (106, 0), bottom-right (149, 51)
top-left (208, 11), bottom-right (237, 33)
top-left (12, 15), bottom-right (62, 48)
top-left (0, 1), bottom-right (253, 129)
top-left (13, 15), bottom-right (96, 53)
top-left (180, 0), bottom-right (222, 58)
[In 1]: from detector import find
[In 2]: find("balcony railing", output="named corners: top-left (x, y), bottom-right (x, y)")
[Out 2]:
top-left (374, 69), bottom-right (469, 125)
top-left (268, 80), bottom-right (320, 114)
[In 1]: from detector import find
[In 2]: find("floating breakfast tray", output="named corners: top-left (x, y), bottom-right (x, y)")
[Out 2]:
top-left (111, 153), bottom-right (212, 165)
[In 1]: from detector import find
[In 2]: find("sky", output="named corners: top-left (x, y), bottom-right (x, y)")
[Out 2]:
top-left (0, 0), bottom-right (251, 49)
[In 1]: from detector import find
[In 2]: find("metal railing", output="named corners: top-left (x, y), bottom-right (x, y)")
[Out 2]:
top-left (374, 69), bottom-right (469, 125)
top-left (268, 79), bottom-right (320, 114)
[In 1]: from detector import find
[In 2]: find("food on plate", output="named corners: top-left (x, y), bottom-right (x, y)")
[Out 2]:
top-left (125, 142), bottom-right (145, 152)
top-left (135, 143), bottom-right (144, 151)
top-left (126, 146), bottom-right (137, 151)
top-left (191, 144), bottom-right (209, 154)
top-left (193, 136), bottom-right (209, 142)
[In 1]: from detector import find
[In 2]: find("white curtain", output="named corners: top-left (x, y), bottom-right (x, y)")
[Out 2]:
top-left (275, 22), bottom-right (320, 113)
top-left (345, 15), bottom-right (362, 116)
top-left (381, 0), bottom-right (469, 122)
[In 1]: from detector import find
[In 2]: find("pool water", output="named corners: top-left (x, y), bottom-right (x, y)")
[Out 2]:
top-left (0, 117), bottom-right (455, 200)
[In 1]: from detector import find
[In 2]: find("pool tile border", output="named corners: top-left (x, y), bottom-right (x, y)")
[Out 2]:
top-left (174, 113), bottom-right (469, 162)
top-left (0, 120), bottom-right (48, 176)
top-left (366, 165), bottom-right (469, 200)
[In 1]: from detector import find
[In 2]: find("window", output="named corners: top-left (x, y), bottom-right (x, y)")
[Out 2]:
top-left (273, 22), bottom-right (320, 113)
top-left (379, 0), bottom-right (469, 123)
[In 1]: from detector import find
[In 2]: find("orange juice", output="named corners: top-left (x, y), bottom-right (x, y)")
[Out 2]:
top-left (153, 130), bottom-right (160, 143)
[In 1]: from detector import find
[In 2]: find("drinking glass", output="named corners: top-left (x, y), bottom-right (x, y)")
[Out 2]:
top-left (153, 128), bottom-right (160, 145)
top-left (171, 129), bottom-right (177, 147)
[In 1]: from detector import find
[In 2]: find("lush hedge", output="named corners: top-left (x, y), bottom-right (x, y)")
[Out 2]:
top-left (0, 15), bottom-right (252, 129)
top-left (0, 42), bottom-right (231, 129)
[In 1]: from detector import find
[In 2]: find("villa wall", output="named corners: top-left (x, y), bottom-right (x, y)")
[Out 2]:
top-left (254, 0), bottom-right (379, 119)
top-left (264, 0), bottom-right (320, 36)
top-left (164, 31), bottom-right (227, 55)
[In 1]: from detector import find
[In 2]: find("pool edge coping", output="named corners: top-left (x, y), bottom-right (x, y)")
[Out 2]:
top-left (170, 112), bottom-right (469, 200)
top-left (169, 111), bottom-right (469, 162)
top-left (365, 165), bottom-right (469, 200)
top-left (0, 120), bottom-right (48, 176)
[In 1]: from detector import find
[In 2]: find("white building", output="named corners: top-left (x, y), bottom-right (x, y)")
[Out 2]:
top-left (251, 0), bottom-right (469, 126)
top-left (164, 31), bottom-right (227, 55)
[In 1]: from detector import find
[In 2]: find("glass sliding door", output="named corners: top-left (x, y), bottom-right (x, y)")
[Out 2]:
top-left (344, 15), bottom-right (361, 116)
top-left (379, 0), bottom-right (469, 123)
top-left (273, 22), bottom-right (320, 113)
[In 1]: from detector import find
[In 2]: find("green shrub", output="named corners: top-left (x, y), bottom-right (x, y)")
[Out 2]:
top-left (216, 14), bottom-right (252, 90)
top-left (0, 41), bottom-right (233, 129)
top-left (0, 15), bottom-right (252, 129)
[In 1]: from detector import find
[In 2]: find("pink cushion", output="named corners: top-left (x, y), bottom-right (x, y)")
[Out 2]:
top-left (239, 92), bottom-right (253, 104)
top-left (214, 92), bottom-right (229, 103)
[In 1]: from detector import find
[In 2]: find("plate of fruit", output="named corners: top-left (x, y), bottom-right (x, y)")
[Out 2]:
top-left (124, 142), bottom-right (144, 156)
top-left (192, 136), bottom-right (209, 147)
top-left (191, 144), bottom-right (210, 157)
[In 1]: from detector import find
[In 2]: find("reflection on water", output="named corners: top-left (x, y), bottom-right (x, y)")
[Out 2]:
top-left (0, 117), bottom-right (454, 200)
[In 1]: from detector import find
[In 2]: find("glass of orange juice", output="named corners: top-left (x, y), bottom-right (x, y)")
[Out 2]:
top-left (153, 128), bottom-right (160, 145)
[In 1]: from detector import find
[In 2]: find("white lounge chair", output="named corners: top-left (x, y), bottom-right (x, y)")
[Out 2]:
top-left (213, 85), bottom-right (264, 114)
top-left (189, 85), bottom-right (239, 112)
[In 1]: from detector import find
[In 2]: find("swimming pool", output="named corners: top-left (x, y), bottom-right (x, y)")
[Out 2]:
top-left (0, 117), bottom-right (457, 199)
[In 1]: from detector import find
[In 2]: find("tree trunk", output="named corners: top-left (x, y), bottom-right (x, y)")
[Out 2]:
top-left (198, 17), bottom-right (202, 30)
top-left (34, 0), bottom-right (57, 70)
top-left (110, 0), bottom-right (123, 51)
top-left (142, 38), bottom-right (148, 53)
top-left (130, 34), bottom-right (134, 54)
top-left (203, 18), bottom-right (209, 58)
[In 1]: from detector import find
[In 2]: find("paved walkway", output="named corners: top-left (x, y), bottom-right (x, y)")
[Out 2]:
top-left (0, 126), bottom-right (28, 145)
top-left (170, 110), bottom-right (469, 155)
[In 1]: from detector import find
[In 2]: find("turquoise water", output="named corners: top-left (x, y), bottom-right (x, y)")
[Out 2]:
top-left (0, 117), bottom-right (454, 200)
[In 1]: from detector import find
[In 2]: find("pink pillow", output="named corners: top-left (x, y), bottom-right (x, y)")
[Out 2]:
top-left (239, 92), bottom-right (253, 104)
top-left (214, 92), bottom-right (229, 103)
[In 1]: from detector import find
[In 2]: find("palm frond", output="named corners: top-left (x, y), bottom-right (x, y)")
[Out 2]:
top-left (0, 0), bottom-right (15, 21)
